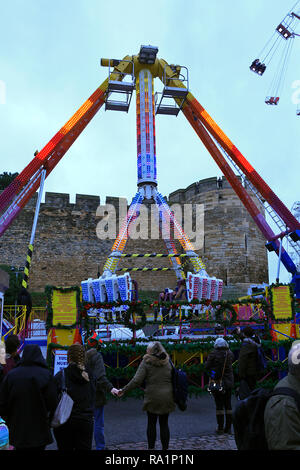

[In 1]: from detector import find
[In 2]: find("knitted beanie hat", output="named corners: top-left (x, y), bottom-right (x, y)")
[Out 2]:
top-left (288, 341), bottom-right (300, 378)
top-left (214, 338), bottom-right (229, 349)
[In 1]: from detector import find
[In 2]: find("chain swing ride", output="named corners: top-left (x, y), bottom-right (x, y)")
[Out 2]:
top-left (249, 1), bottom-right (300, 110)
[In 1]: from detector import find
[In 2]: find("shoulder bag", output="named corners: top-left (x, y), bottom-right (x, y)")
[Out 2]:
top-left (51, 368), bottom-right (74, 428)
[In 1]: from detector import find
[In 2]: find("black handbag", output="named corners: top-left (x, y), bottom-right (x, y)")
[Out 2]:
top-left (207, 352), bottom-right (228, 395)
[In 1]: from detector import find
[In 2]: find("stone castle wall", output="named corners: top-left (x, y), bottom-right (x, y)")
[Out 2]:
top-left (0, 176), bottom-right (269, 297)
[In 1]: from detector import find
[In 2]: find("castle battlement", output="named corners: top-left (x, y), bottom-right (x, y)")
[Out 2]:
top-left (169, 176), bottom-right (241, 203)
top-left (11, 175), bottom-right (247, 213)
top-left (25, 192), bottom-right (130, 212)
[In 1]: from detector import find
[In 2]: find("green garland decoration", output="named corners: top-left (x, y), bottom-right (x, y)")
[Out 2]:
top-left (47, 336), bottom-right (294, 365)
top-left (46, 336), bottom-right (293, 400)
top-left (122, 301), bottom-right (147, 331)
top-left (80, 296), bottom-right (274, 331)
top-left (44, 288), bottom-right (297, 400)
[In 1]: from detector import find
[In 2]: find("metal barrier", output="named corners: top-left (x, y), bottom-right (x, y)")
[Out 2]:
top-left (1, 305), bottom-right (27, 340)
top-left (1, 305), bottom-right (48, 340)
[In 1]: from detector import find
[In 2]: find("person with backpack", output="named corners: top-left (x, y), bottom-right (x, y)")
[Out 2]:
top-left (233, 340), bottom-right (300, 450)
top-left (205, 338), bottom-right (235, 434)
top-left (117, 341), bottom-right (176, 450)
top-left (264, 341), bottom-right (300, 450)
top-left (238, 326), bottom-right (261, 397)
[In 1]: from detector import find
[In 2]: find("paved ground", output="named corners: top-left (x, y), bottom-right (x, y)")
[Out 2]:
top-left (46, 394), bottom-right (238, 451)
top-left (107, 434), bottom-right (237, 451)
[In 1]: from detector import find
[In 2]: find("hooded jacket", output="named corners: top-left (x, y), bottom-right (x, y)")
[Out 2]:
top-left (0, 344), bottom-right (57, 449)
top-left (122, 351), bottom-right (176, 415)
top-left (264, 373), bottom-right (300, 450)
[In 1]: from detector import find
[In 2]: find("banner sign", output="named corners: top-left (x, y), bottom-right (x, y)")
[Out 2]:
top-left (271, 286), bottom-right (293, 320)
top-left (52, 289), bottom-right (77, 326)
top-left (233, 303), bottom-right (265, 321)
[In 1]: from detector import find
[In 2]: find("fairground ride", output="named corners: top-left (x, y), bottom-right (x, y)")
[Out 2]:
top-left (249, 1), bottom-right (300, 111)
top-left (0, 45), bottom-right (300, 305)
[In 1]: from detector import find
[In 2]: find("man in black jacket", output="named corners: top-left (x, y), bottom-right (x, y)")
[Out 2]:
top-left (0, 344), bottom-right (57, 450)
top-left (85, 346), bottom-right (119, 450)
top-left (238, 326), bottom-right (259, 396)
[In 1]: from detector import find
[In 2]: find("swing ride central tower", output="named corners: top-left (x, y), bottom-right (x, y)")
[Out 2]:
top-left (102, 48), bottom-right (208, 282)
top-left (136, 67), bottom-right (157, 193)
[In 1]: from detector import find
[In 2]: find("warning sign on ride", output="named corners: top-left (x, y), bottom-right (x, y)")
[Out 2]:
top-left (52, 288), bottom-right (77, 326)
top-left (271, 286), bottom-right (293, 320)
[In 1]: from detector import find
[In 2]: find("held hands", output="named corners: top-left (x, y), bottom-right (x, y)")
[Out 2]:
top-left (110, 388), bottom-right (124, 397)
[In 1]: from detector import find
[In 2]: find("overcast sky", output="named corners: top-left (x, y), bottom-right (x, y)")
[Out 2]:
top-left (0, 0), bottom-right (299, 284)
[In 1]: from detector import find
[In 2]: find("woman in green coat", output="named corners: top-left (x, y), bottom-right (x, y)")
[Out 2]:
top-left (118, 341), bottom-right (175, 450)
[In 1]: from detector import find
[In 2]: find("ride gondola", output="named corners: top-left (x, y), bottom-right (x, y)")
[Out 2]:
top-left (249, 2), bottom-right (300, 110)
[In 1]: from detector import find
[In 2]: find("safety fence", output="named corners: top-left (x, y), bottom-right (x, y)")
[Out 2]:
top-left (1, 305), bottom-right (47, 341)
top-left (1, 305), bottom-right (27, 340)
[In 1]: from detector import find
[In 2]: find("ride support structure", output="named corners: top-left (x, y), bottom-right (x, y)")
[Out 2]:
top-left (1, 45), bottom-right (299, 300)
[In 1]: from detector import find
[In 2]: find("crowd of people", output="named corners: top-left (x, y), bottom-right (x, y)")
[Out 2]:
top-left (205, 326), bottom-right (264, 435)
top-left (0, 328), bottom-right (300, 451)
top-left (0, 337), bottom-right (176, 451)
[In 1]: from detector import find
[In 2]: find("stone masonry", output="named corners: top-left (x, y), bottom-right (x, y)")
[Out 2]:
top-left (0, 176), bottom-right (268, 297)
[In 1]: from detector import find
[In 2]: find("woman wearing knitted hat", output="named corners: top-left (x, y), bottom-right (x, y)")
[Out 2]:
top-left (52, 343), bottom-right (96, 450)
top-left (205, 338), bottom-right (235, 434)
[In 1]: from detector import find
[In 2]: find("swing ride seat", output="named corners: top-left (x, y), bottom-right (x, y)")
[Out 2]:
top-left (265, 96), bottom-right (280, 105)
top-left (249, 60), bottom-right (266, 76)
top-left (250, 5), bottom-right (300, 112)
top-left (276, 23), bottom-right (293, 40)
top-left (186, 272), bottom-right (223, 302)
